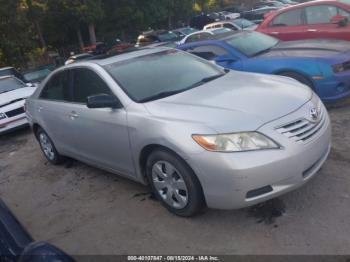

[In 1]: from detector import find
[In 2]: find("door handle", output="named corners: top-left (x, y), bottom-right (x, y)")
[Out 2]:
top-left (307, 29), bottom-right (318, 32)
top-left (69, 111), bottom-right (79, 120)
top-left (271, 32), bottom-right (280, 35)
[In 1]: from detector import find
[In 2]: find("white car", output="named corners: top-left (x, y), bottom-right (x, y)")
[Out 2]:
top-left (203, 18), bottom-right (258, 31)
top-left (178, 28), bottom-right (232, 45)
top-left (0, 76), bottom-right (36, 134)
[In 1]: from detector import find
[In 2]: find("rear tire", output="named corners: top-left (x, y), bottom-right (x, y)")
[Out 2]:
top-left (146, 149), bottom-right (205, 217)
top-left (278, 72), bottom-right (313, 89)
top-left (36, 127), bottom-right (65, 165)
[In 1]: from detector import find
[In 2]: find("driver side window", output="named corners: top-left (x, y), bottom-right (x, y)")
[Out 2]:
top-left (71, 68), bottom-right (113, 104)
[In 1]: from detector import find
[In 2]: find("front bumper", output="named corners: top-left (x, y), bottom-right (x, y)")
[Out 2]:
top-left (0, 101), bottom-right (28, 135)
top-left (188, 100), bottom-right (332, 210)
top-left (314, 71), bottom-right (350, 103)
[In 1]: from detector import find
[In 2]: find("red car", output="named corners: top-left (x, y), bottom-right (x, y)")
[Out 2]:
top-left (257, 0), bottom-right (350, 41)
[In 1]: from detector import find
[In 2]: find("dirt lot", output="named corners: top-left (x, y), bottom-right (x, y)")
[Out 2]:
top-left (0, 100), bottom-right (350, 256)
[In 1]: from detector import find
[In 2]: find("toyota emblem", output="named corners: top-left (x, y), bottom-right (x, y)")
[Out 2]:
top-left (310, 108), bottom-right (319, 121)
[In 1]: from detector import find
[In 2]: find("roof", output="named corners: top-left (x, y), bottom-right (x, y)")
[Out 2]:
top-left (268, 0), bottom-right (349, 15)
top-left (0, 75), bottom-right (15, 81)
top-left (0, 67), bottom-right (14, 71)
top-left (69, 47), bottom-right (171, 67)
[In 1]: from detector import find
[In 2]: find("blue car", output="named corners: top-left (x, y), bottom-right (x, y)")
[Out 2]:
top-left (177, 31), bottom-right (350, 103)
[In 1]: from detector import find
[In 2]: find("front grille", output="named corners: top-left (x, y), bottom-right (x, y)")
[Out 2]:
top-left (0, 98), bottom-right (24, 109)
top-left (276, 106), bottom-right (326, 144)
top-left (5, 107), bottom-right (25, 118)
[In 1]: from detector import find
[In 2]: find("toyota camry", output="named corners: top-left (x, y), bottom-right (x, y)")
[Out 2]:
top-left (25, 48), bottom-right (331, 217)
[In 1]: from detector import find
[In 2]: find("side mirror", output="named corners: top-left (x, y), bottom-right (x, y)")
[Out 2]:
top-left (87, 94), bottom-right (122, 109)
top-left (331, 15), bottom-right (348, 27)
top-left (215, 55), bottom-right (236, 64)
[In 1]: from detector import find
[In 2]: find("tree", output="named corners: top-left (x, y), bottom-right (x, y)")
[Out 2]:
top-left (24, 0), bottom-right (48, 48)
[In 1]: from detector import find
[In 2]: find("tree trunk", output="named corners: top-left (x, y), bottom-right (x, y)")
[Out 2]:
top-left (77, 28), bottom-right (84, 51)
top-left (35, 21), bottom-right (46, 49)
top-left (88, 23), bottom-right (97, 45)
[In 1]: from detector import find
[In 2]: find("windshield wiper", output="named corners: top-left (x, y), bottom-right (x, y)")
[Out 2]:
top-left (139, 72), bottom-right (227, 103)
top-left (139, 90), bottom-right (183, 103)
top-left (188, 72), bottom-right (227, 89)
top-left (0, 90), bottom-right (15, 94)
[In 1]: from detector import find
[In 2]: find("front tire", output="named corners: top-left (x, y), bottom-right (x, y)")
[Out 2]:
top-left (146, 149), bottom-right (205, 217)
top-left (36, 128), bottom-right (65, 165)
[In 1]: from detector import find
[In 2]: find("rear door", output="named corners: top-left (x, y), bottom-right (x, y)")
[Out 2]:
top-left (36, 70), bottom-right (74, 154)
top-left (304, 4), bottom-right (350, 41)
top-left (261, 8), bottom-right (309, 40)
top-left (66, 67), bottom-right (134, 176)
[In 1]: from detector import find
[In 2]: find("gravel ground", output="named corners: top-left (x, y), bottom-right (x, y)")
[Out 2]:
top-left (0, 99), bottom-right (349, 256)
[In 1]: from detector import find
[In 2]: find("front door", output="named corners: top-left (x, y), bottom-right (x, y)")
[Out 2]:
top-left (67, 67), bottom-right (134, 176)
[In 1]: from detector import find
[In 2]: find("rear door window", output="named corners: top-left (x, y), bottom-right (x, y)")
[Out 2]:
top-left (305, 5), bottom-right (350, 24)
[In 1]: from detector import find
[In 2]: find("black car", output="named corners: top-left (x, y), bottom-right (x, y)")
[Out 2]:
top-left (190, 14), bottom-right (216, 30)
top-left (0, 199), bottom-right (74, 262)
top-left (135, 30), bottom-right (180, 47)
top-left (0, 67), bottom-right (28, 83)
top-left (241, 6), bottom-right (278, 24)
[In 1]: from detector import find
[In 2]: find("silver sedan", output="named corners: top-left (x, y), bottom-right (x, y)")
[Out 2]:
top-left (26, 48), bottom-right (331, 217)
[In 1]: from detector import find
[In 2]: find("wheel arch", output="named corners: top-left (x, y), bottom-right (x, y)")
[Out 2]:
top-left (32, 123), bottom-right (41, 140)
top-left (138, 144), bottom-right (204, 192)
top-left (274, 69), bottom-right (315, 89)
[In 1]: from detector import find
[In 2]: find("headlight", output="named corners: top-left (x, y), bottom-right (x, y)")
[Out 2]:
top-left (332, 63), bottom-right (345, 73)
top-left (0, 113), bottom-right (6, 120)
top-left (192, 132), bottom-right (279, 152)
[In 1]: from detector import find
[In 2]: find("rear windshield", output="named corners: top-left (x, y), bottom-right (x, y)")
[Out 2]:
top-left (104, 50), bottom-right (224, 103)
top-left (24, 68), bottom-right (52, 82)
top-left (0, 77), bottom-right (24, 94)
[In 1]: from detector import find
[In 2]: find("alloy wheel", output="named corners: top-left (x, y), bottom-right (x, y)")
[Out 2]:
top-left (39, 133), bottom-right (55, 161)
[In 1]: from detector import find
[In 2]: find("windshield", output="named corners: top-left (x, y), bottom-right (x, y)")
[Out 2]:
top-left (233, 19), bottom-right (255, 28)
top-left (104, 50), bottom-right (225, 103)
top-left (158, 31), bottom-right (179, 42)
top-left (0, 77), bottom-right (25, 94)
top-left (24, 68), bottom-right (52, 82)
top-left (225, 32), bottom-right (279, 57)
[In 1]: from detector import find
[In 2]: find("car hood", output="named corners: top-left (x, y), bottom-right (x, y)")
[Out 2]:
top-left (0, 87), bottom-right (36, 108)
top-left (144, 71), bottom-right (312, 133)
top-left (261, 39), bottom-right (350, 58)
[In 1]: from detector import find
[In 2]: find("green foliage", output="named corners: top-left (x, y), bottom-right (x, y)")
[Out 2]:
top-left (0, 0), bottom-right (243, 67)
